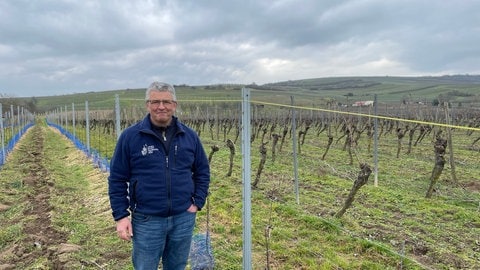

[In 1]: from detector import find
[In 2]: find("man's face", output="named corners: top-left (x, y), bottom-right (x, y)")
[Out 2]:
top-left (146, 91), bottom-right (177, 127)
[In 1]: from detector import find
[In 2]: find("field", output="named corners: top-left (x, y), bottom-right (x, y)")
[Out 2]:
top-left (1, 76), bottom-right (480, 269)
top-left (9, 75), bottom-right (480, 113)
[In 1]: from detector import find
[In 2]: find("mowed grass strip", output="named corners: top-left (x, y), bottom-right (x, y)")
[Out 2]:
top-left (0, 121), bottom-right (131, 269)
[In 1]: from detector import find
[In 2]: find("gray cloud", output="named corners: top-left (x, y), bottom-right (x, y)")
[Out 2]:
top-left (0, 0), bottom-right (479, 97)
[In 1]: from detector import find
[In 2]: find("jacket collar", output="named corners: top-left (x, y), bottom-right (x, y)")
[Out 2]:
top-left (140, 114), bottom-right (185, 134)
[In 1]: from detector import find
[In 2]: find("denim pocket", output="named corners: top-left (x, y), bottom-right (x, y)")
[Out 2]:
top-left (132, 212), bottom-right (150, 223)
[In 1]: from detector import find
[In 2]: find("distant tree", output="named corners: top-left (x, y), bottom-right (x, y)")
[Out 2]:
top-left (25, 97), bottom-right (38, 113)
top-left (0, 95), bottom-right (38, 113)
top-left (0, 94), bottom-right (18, 112)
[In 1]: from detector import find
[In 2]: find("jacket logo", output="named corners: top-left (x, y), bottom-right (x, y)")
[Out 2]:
top-left (141, 144), bottom-right (159, 156)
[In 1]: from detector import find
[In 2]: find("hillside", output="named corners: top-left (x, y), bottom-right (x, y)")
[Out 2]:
top-left (256, 75), bottom-right (480, 105)
top-left (5, 75), bottom-right (480, 113)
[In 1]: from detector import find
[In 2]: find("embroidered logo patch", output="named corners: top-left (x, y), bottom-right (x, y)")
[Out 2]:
top-left (141, 144), bottom-right (159, 156)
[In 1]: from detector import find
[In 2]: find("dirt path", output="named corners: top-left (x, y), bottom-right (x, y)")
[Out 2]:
top-left (0, 125), bottom-right (74, 269)
top-left (0, 124), bottom-right (130, 269)
top-left (16, 125), bottom-right (71, 268)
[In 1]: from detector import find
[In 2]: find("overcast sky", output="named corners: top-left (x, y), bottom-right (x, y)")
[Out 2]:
top-left (1, 0), bottom-right (479, 97)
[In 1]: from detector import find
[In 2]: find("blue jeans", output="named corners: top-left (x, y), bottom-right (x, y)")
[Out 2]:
top-left (132, 211), bottom-right (196, 270)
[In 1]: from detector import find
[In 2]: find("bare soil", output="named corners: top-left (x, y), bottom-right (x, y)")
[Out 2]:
top-left (0, 125), bottom-right (129, 270)
top-left (0, 126), bottom-right (83, 269)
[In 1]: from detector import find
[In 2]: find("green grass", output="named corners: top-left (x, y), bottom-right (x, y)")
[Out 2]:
top-left (10, 75), bottom-right (480, 113)
top-left (193, 118), bottom-right (479, 268)
top-left (42, 127), bottom-right (132, 268)
top-left (43, 110), bottom-right (480, 268)
top-left (0, 123), bottom-right (132, 269)
top-left (2, 79), bottom-right (480, 268)
top-left (0, 128), bottom-right (476, 268)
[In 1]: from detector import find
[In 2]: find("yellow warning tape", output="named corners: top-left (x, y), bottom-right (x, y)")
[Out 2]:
top-left (252, 100), bottom-right (480, 132)
top-left (171, 98), bottom-right (480, 132)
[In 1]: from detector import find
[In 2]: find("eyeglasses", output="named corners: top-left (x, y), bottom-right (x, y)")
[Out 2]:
top-left (147, 99), bottom-right (176, 107)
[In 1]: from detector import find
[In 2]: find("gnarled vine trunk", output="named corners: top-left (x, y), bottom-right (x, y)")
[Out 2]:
top-left (426, 136), bottom-right (448, 198)
top-left (335, 163), bottom-right (372, 218)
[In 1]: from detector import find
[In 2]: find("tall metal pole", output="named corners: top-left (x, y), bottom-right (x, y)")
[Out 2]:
top-left (59, 107), bottom-right (63, 129)
top-left (291, 96), bottom-right (299, 204)
top-left (241, 87), bottom-right (252, 270)
top-left (0, 103), bottom-right (5, 165)
top-left (65, 105), bottom-right (68, 129)
top-left (17, 106), bottom-right (20, 136)
top-left (72, 103), bottom-right (76, 138)
top-left (10, 105), bottom-right (14, 138)
top-left (85, 101), bottom-right (90, 155)
top-left (115, 94), bottom-right (121, 140)
top-left (373, 94), bottom-right (379, 187)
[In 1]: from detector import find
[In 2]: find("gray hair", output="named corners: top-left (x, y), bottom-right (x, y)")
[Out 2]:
top-left (145, 82), bottom-right (177, 101)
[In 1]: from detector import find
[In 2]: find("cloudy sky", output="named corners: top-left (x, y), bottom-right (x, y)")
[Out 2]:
top-left (1, 0), bottom-right (479, 97)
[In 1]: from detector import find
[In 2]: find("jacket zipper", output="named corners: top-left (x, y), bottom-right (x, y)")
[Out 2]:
top-left (132, 181), bottom-right (138, 212)
top-left (166, 155), bottom-right (171, 214)
top-left (174, 145), bottom-right (178, 167)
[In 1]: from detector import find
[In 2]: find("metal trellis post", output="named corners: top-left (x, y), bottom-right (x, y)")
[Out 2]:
top-left (291, 96), bottom-right (299, 204)
top-left (85, 101), bottom-right (90, 155)
top-left (115, 94), bottom-right (121, 140)
top-left (241, 87), bottom-right (252, 270)
top-left (373, 94), bottom-right (379, 187)
top-left (0, 103), bottom-right (5, 165)
top-left (72, 103), bottom-right (76, 138)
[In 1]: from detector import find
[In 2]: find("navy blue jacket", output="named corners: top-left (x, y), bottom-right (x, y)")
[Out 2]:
top-left (108, 115), bottom-right (210, 221)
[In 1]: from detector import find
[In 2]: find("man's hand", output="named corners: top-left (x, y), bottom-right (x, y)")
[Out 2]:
top-left (116, 217), bottom-right (133, 241)
top-left (187, 204), bottom-right (198, 213)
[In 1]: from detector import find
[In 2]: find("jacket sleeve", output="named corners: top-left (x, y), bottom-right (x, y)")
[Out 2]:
top-left (108, 131), bottom-right (131, 221)
top-left (191, 136), bottom-right (211, 210)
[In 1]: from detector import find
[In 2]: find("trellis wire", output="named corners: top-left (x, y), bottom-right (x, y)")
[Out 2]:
top-left (0, 103), bottom-right (35, 167)
top-left (40, 89), bottom-right (480, 268)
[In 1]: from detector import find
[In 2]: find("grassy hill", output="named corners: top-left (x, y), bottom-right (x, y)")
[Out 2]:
top-left (259, 75), bottom-right (480, 105)
top-left (5, 75), bottom-right (480, 113)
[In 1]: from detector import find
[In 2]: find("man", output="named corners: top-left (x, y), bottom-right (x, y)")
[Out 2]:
top-left (108, 82), bottom-right (211, 270)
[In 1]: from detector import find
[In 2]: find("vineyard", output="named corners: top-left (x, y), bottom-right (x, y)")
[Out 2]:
top-left (0, 104), bottom-right (35, 166)
top-left (1, 82), bottom-right (480, 269)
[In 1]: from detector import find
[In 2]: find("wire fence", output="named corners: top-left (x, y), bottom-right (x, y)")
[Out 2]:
top-left (5, 88), bottom-right (480, 268)
top-left (43, 90), bottom-right (480, 179)
top-left (0, 103), bottom-right (35, 167)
